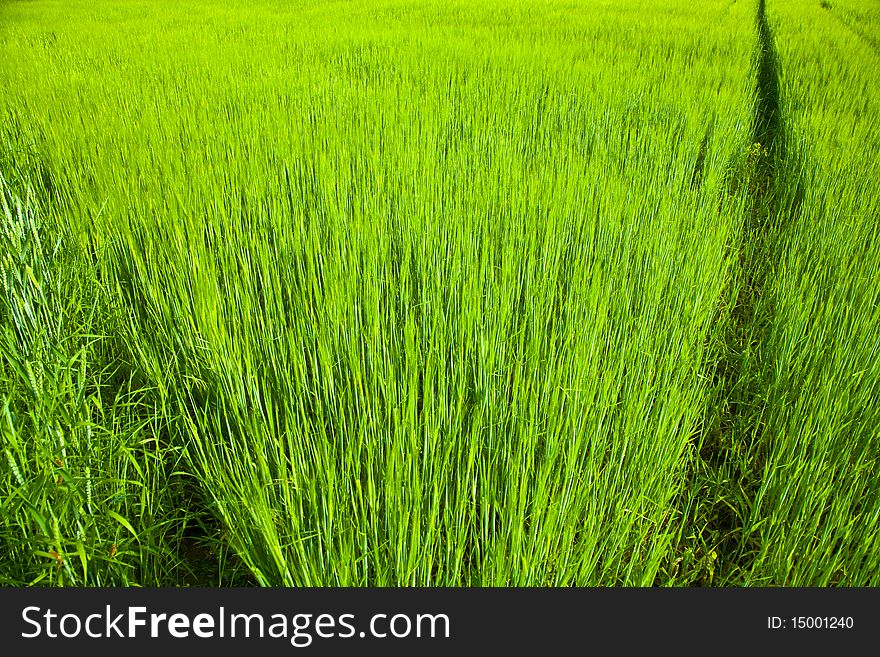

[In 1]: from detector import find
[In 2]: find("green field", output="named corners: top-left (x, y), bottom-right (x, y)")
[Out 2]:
top-left (1, 0), bottom-right (877, 586)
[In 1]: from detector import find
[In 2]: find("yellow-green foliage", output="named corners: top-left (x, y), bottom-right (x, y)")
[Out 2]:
top-left (2, 0), bottom-right (877, 587)
top-left (738, 0), bottom-right (880, 585)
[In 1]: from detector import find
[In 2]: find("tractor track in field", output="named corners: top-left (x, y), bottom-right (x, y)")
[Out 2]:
top-left (670, 0), bottom-right (796, 585)
top-left (711, 0), bottom-right (781, 580)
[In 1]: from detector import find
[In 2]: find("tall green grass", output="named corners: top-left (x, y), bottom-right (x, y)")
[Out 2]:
top-left (0, 171), bottom-right (190, 585)
top-left (1, 0), bottom-right (759, 585)
top-left (732, 0), bottom-right (880, 585)
top-left (9, 0), bottom-right (877, 587)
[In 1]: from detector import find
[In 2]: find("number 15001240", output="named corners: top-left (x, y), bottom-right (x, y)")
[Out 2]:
top-left (767, 616), bottom-right (854, 630)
